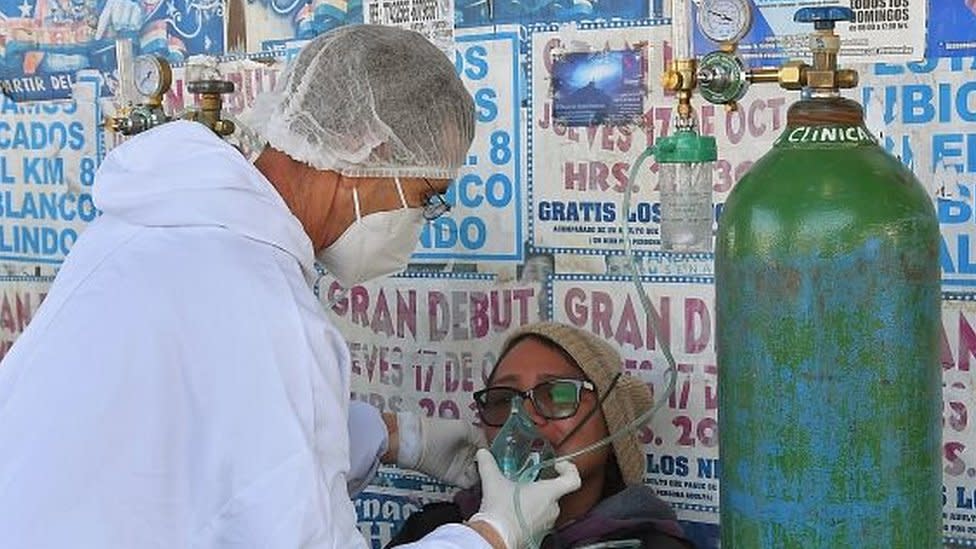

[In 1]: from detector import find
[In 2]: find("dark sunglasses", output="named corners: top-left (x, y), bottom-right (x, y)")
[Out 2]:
top-left (473, 378), bottom-right (596, 427)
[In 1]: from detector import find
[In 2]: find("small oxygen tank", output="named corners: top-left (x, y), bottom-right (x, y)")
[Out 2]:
top-left (715, 7), bottom-right (941, 548)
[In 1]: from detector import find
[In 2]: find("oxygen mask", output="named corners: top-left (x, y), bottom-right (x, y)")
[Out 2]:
top-left (489, 396), bottom-right (558, 482)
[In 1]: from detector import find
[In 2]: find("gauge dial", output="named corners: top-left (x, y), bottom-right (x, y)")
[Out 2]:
top-left (697, 0), bottom-right (752, 44)
top-left (133, 55), bottom-right (172, 99)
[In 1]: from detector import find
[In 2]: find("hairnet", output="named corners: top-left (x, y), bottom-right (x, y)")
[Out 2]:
top-left (244, 25), bottom-right (476, 179)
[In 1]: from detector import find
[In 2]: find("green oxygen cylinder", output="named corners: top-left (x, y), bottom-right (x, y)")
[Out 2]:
top-left (715, 7), bottom-right (942, 548)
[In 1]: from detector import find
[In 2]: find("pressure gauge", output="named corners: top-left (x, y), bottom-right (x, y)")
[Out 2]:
top-left (133, 55), bottom-right (172, 100)
top-left (697, 0), bottom-right (752, 44)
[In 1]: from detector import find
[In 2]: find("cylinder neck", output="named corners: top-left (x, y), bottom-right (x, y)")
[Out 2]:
top-left (787, 96), bottom-right (863, 126)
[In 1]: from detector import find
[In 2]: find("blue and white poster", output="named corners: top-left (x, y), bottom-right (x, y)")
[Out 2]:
top-left (0, 0), bottom-right (224, 101)
top-left (235, 0), bottom-right (360, 53)
top-left (529, 24), bottom-right (661, 257)
top-left (412, 27), bottom-right (524, 263)
top-left (0, 77), bottom-right (101, 265)
top-left (691, 0), bottom-right (926, 67)
top-left (530, 21), bottom-right (791, 258)
top-left (928, 0), bottom-right (976, 58)
top-left (353, 470), bottom-right (456, 548)
top-left (853, 56), bottom-right (976, 290)
top-left (454, 0), bottom-right (648, 28)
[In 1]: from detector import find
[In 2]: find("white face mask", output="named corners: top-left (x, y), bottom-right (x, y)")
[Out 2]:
top-left (317, 177), bottom-right (426, 288)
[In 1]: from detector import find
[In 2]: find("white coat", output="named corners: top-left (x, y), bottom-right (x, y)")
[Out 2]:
top-left (0, 121), bottom-right (487, 549)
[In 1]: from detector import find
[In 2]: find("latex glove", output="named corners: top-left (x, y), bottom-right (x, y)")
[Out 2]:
top-left (468, 449), bottom-right (581, 549)
top-left (396, 412), bottom-right (487, 488)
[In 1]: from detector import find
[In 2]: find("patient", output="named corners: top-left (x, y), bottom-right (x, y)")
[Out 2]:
top-left (388, 322), bottom-right (694, 548)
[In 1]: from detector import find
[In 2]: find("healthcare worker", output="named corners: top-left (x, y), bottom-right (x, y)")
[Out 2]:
top-left (0, 24), bottom-right (580, 549)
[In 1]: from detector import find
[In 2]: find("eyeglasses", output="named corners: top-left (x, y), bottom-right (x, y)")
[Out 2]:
top-left (422, 178), bottom-right (451, 221)
top-left (473, 378), bottom-right (597, 427)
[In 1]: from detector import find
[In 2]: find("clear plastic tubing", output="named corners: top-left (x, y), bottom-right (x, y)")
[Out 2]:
top-left (672, 0), bottom-right (694, 61)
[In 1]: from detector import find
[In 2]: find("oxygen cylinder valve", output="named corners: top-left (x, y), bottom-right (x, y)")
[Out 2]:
top-left (747, 7), bottom-right (858, 95)
top-left (793, 7), bottom-right (858, 93)
top-left (183, 80), bottom-right (237, 137)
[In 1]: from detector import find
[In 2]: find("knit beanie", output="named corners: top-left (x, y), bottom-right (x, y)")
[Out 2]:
top-left (495, 322), bottom-right (653, 486)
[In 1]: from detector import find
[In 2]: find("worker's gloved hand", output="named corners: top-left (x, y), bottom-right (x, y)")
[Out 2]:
top-left (396, 412), bottom-right (487, 488)
top-left (468, 449), bottom-right (581, 549)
